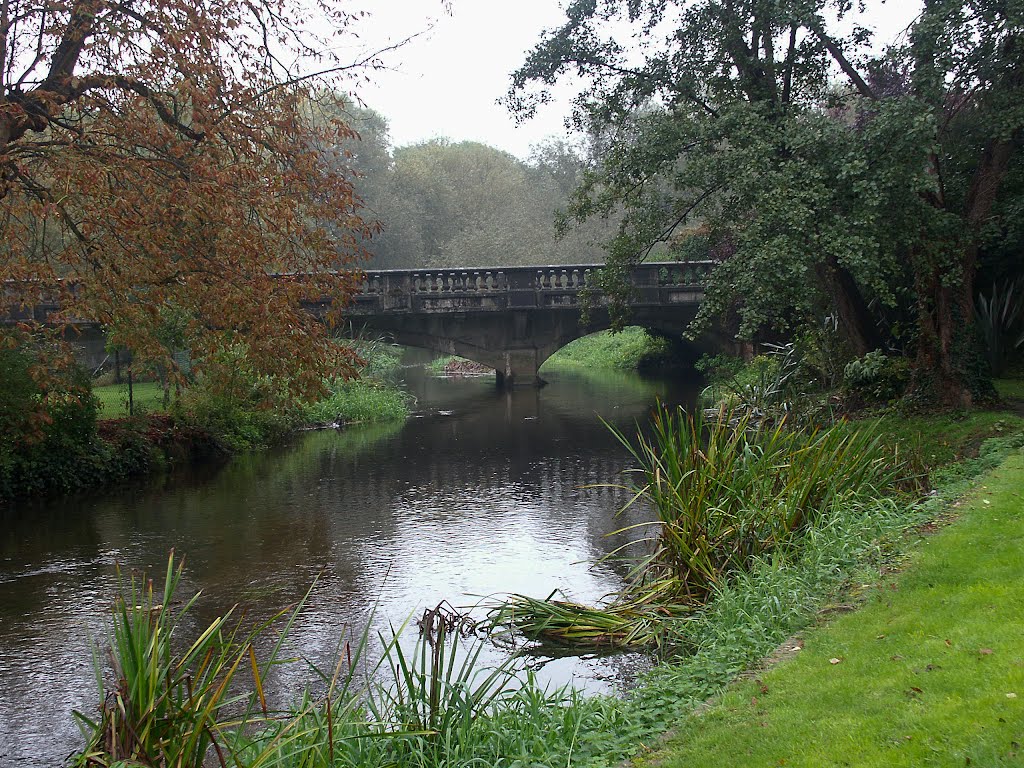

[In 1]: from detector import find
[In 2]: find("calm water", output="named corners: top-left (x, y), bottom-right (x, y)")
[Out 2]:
top-left (0, 353), bottom-right (699, 767)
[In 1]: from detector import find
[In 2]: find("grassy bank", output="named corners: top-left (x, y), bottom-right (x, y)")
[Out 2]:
top-left (642, 451), bottom-right (1024, 767)
top-left (1, 343), bottom-right (411, 503)
top-left (543, 326), bottom-right (671, 372)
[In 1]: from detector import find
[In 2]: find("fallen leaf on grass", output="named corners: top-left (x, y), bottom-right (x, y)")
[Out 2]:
top-left (980, 648), bottom-right (994, 655)
top-left (829, 657), bottom-right (842, 665)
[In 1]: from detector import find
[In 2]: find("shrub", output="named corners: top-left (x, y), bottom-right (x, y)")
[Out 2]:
top-left (698, 346), bottom-right (801, 421)
top-left (976, 279), bottom-right (1024, 375)
top-left (172, 385), bottom-right (297, 452)
top-left (843, 350), bottom-right (910, 402)
top-left (0, 347), bottom-right (105, 501)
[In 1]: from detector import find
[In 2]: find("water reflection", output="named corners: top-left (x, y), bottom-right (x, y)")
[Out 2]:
top-left (0, 354), bottom-right (699, 767)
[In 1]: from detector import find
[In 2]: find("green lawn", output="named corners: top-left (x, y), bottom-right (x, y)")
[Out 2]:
top-left (995, 378), bottom-right (1024, 401)
top-left (641, 452), bottom-right (1024, 767)
top-left (865, 410), bottom-right (1024, 469)
top-left (93, 381), bottom-right (169, 415)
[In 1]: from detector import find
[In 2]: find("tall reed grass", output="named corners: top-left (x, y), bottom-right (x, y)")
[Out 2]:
top-left (71, 557), bottom-right (588, 768)
top-left (487, 404), bottom-right (908, 649)
top-left (72, 552), bottom-right (287, 767)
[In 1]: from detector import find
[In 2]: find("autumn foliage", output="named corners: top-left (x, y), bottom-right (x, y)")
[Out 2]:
top-left (0, 0), bottom-right (378, 398)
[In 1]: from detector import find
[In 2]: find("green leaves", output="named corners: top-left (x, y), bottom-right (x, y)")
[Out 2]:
top-left (509, 0), bottom-right (1024, 401)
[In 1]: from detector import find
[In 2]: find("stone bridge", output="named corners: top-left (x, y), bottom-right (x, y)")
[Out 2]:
top-left (314, 260), bottom-right (715, 387)
top-left (3, 261), bottom-right (716, 387)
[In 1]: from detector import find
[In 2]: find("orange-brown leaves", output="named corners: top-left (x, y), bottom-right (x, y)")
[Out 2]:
top-left (2, 0), bottom-right (375, 401)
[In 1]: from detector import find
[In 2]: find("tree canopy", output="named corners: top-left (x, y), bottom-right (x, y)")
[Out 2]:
top-left (509, 0), bottom-right (1024, 404)
top-left (0, 0), bottom-right (380, 397)
top-left (335, 126), bottom-right (611, 270)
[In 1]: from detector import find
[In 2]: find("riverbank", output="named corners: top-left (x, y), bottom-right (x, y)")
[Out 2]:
top-left (0, 342), bottom-right (411, 504)
top-left (640, 450), bottom-right (1024, 767)
top-left (542, 326), bottom-right (674, 372)
top-left (529, 408), bottom-right (1024, 767)
top-left (61, 396), bottom-right (1024, 767)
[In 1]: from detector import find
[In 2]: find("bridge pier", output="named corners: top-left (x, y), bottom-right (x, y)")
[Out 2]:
top-left (495, 348), bottom-right (546, 389)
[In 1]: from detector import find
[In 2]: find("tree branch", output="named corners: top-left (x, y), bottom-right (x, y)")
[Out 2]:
top-left (808, 19), bottom-right (876, 100)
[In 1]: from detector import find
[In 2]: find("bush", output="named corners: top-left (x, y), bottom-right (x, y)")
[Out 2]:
top-left (0, 348), bottom-right (106, 501)
top-left (172, 385), bottom-right (297, 452)
top-left (697, 347), bottom-right (802, 421)
top-left (843, 350), bottom-right (910, 402)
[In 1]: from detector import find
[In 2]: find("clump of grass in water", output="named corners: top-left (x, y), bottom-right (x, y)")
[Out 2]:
top-left (486, 404), bottom-right (909, 649)
top-left (72, 551), bottom-right (289, 767)
top-left (73, 557), bottom-right (602, 768)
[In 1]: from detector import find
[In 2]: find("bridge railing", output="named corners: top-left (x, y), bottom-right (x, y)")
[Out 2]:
top-left (4, 261), bottom-right (716, 324)
top-left (345, 261), bottom-right (714, 315)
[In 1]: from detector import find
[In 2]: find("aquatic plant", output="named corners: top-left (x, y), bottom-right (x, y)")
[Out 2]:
top-left (487, 405), bottom-right (907, 648)
top-left (70, 560), bottom-right (588, 768)
top-left (72, 552), bottom-right (285, 767)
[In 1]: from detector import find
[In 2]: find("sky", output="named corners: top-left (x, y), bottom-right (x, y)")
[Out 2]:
top-left (342, 0), bottom-right (923, 160)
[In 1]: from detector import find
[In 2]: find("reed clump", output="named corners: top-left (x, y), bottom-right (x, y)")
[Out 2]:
top-left (72, 558), bottom-right (597, 768)
top-left (486, 404), bottom-right (908, 649)
top-left (72, 552), bottom-right (283, 767)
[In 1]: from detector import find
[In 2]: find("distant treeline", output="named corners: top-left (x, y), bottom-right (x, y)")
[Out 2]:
top-left (335, 104), bottom-right (614, 269)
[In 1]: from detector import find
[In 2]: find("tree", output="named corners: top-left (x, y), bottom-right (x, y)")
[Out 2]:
top-left (363, 138), bottom-right (608, 269)
top-left (0, 0), bottom-right (382, 399)
top-left (508, 0), bottom-right (1024, 405)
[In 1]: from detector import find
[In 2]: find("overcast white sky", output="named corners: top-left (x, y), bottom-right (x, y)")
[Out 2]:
top-left (342, 0), bottom-right (922, 160)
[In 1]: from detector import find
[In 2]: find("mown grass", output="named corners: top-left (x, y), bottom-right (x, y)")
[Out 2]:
top-left (863, 409), bottom-right (1024, 469)
top-left (640, 450), bottom-right (1024, 768)
top-left (543, 327), bottom-right (670, 372)
top-left (994, 377), bottom-right (1024, 401)
top-left (93, 381), bottom-right (169, 415)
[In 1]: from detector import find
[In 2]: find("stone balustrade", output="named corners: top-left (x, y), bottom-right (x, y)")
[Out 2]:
top-left (344, 261), bottom-right (713, 315)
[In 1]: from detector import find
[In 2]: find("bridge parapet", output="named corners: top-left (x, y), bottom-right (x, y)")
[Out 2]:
top-left (4, 261), bottom-right (717, 388)
top-left (344, 261), bottom-right (713, 316)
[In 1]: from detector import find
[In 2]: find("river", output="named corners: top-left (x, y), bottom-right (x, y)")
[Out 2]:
top-left (0, 352), bottom-right (699, 767)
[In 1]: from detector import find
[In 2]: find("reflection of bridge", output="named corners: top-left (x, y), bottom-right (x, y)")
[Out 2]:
top-left (316, 261), bottom-right (715, 387)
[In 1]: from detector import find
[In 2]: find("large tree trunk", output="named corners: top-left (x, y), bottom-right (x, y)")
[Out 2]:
top-left (815, 255), bottom-right (883, 358)
top-left (912, 263), bottom-right (975, 408)
top-left (910, 138), bottom-right (1015, 407)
